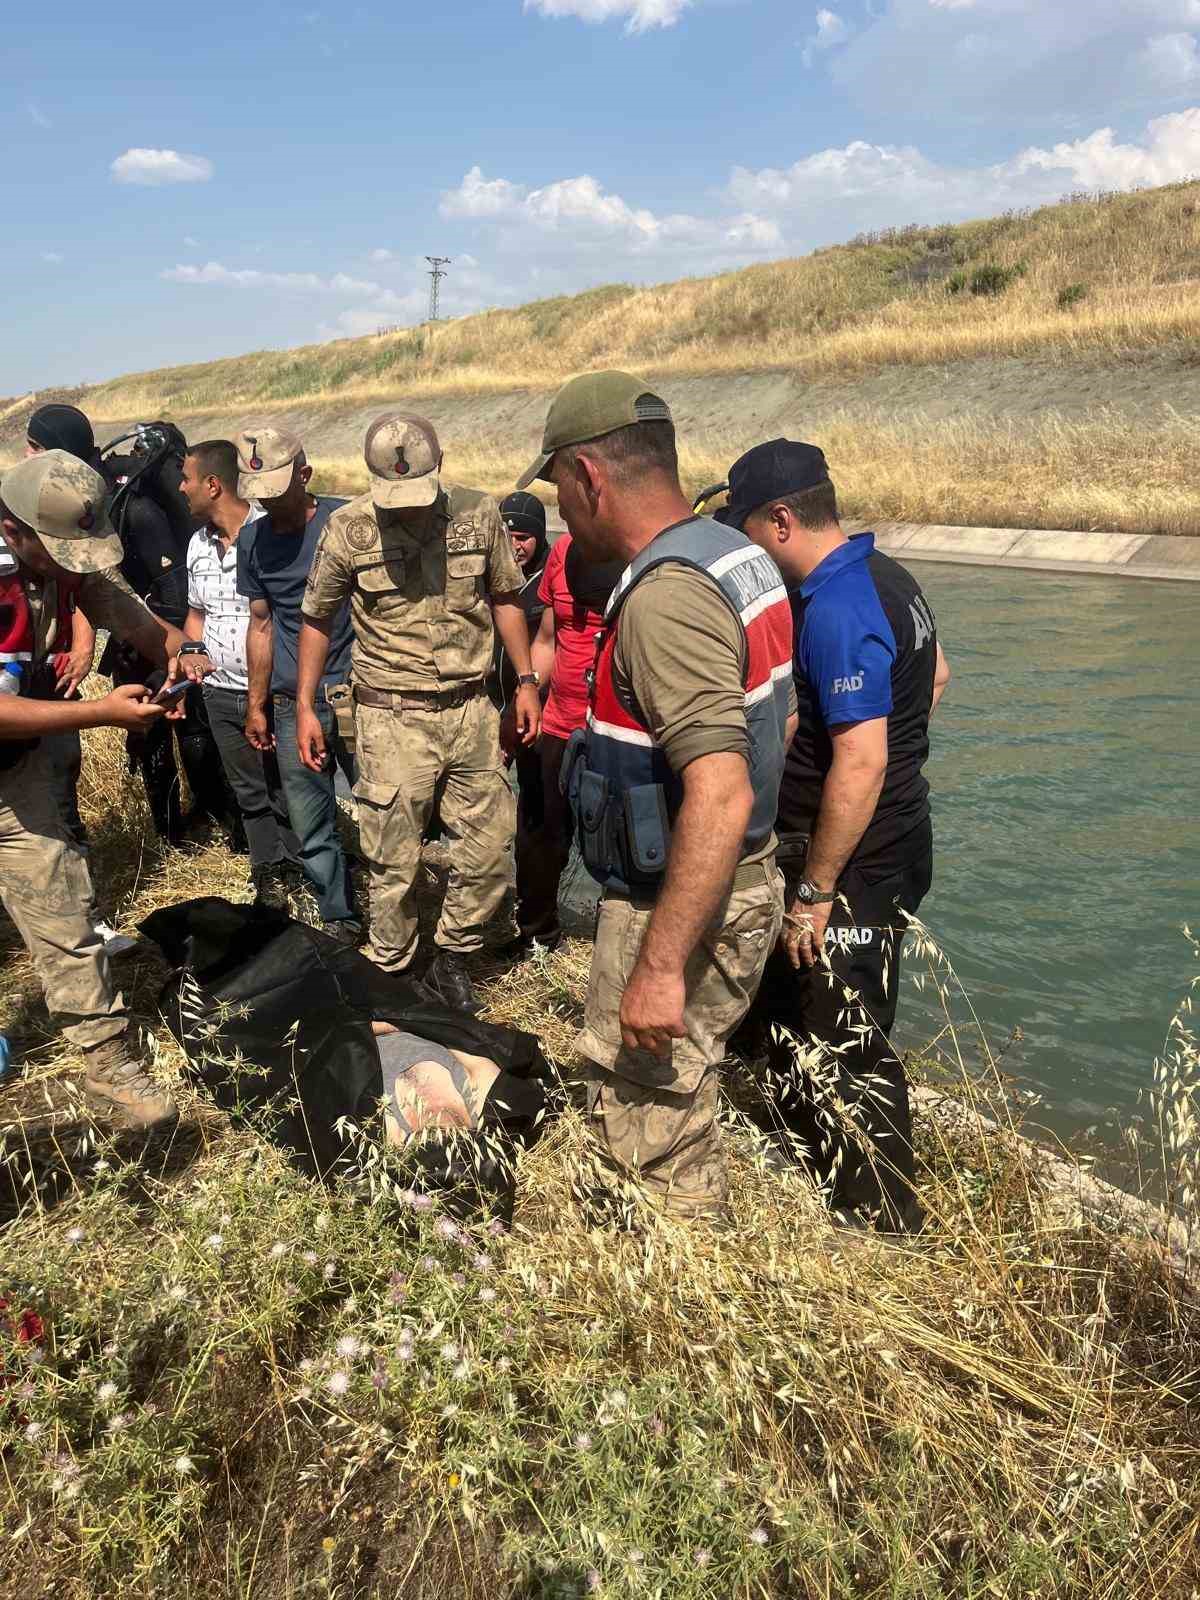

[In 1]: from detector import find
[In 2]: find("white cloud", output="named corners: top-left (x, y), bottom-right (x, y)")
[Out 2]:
top-left (1003, 107), bottom-right (1200, 189)
top-left (802, 8), bottom-right (851, 68)
top-left (163, 262), bottom-right (384, 296)
top-left (523, 0), bottom-right (691, 33)
top-left (27, 101), bottom-right (51, 129)
top-left (183, 235), bottom-right (200, 248)
top-left (823, 0), bottom-right (1200, 127)
top-left (727, 107), bottom-right (1200, 240)
top-left (41, 251), bottom-right (64, 264)
top-left (111, 148), bottom-right (213, 186)
top-left (369, 247), bottom-right (394, 262)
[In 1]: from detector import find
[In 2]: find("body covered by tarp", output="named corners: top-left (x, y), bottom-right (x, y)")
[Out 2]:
top-left (142, 898), bottom-right (555, 1216)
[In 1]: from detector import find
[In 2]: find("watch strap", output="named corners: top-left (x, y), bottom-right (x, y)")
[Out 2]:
top-left (797, 879), bottom-right (837, 905)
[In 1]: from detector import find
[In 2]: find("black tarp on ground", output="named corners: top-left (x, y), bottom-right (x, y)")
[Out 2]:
top-left (142, 898), bottom-right (556, 1218)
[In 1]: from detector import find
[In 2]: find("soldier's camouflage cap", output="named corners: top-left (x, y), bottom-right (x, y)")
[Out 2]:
top-left (234, 424), bottom-right (304, 501)
top-left (0, 450), bottom-right (122, 573)
top-left (516, 370), bottom-right (673, 490)
top-left (364, 413), bottom-right (441, 509)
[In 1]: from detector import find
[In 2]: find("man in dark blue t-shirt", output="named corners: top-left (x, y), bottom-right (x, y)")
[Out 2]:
top-left (723, 439), bottom-right (950, 1234)
top-left (234, 425), bottom-right (360, 943)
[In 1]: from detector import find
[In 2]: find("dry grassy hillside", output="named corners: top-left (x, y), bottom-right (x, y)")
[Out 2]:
top-left (6, 182), bottom-right (1200, 536)
top-left (7, 181), bottom-right (1200, 422)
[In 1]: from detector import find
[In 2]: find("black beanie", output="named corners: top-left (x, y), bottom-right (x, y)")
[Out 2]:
top-left (27, 403), bottom-right (96, 464)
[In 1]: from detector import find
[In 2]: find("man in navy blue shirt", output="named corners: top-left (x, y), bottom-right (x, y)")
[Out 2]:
top-left (235, 426), bottom-right (361, 944)
top-left (723, 440), bottom-right (950, 1233)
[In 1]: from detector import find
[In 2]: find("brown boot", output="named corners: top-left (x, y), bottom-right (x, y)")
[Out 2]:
top-left (84, 1033), bottom-right (179, 1130)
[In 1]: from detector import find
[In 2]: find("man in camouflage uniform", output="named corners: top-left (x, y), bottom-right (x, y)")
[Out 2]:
top-left (0, 451), bottom-right (201, 1127)
top-left (296, 414), bottom-right (541, 1014)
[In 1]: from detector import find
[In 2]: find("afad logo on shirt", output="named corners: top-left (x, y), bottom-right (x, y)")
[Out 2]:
top-left (831, 673), bottom-right (864, 694)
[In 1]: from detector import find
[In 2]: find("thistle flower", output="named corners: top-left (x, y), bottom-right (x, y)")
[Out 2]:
top-left (269, 1241), bottom-right (288, 1260)
top-left (421, 1255), bottom-right (438, 1272)
top-left (106, 1413), bottom-right (129, 1434)
top-left (24, 1421), bottom-right (43, 1442)
top-left (473, 1253), bottom-right (492, 1272)
top-left (173, 1455), bottom-right (194, 1475)
top-left (303, 1251), bottom-right (319, 1266)
top-left (335, 1335), bottom-right (362, 1360)
top-left (574, 1432), bottom-right (593, 1451)
top-left (693, 1547), bottom-right (712, 1569)
top-left (326, 1370), bottom-right (351, 1397)
top-left (204, 1232), bottom-right (223, 1250)
top-left (487, 1219), bottom-right (506, 1238)
top-left (440, 1341), bottom-right (459, 1363)
top-left (435, 1217), bottom-right (460, 1243)
top-left (65, 1227), bottom-right (84, 1244)
top-left (97, 1381), bottom-right (118, 1404)
top-left (479, 1286), bottom-right (496, 1304)
top-left (749, 1526), bottom-right (769, 1547)
top-left (452, 1359), bottom-right (470, 1380)
top-left (585, 1572), bottom-right (602, 1593)
top-left (322, 1262), bottom-right (336, 1281)
top-left (496, 1356), bottom-right (512, 1374)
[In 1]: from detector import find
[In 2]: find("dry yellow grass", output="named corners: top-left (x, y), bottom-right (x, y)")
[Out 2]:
top-left (3, 716), bottom-right (1200, 1598)
top-left (21, 181), bottom-right (1200, 425)
top-left (309, 404), bottom-right (1200, 538)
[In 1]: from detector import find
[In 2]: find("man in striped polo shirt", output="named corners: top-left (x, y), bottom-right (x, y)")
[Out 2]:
top-left (518, 372), bottom-right (795, 1223)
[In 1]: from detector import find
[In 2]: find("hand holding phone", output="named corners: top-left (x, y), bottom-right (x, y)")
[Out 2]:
top-left (153, 680), bottom-right (190, 707)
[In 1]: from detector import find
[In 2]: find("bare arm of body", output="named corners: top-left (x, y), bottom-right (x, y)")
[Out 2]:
top-left (784, 716), bottom-right (888, 970)
top-left (491, 595), bottom-right (542, 746)
top-left (931, 642), bottom-right (951, 713)
top-left (619, 750), bottom-right (753, 1055)
top-left (244, 599), bottom-right (275, 751)
top-left (295, 614), bottom-right (333, 773)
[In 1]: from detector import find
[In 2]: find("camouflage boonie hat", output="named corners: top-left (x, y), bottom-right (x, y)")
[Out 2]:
top-left (0, 450), bottom-right (122, 574)
top-left (234, 424), bottom-right (303, 500)
top-left (516, 370), bottom-right (673, 489)
top-left (364, 413), bottom-right (441, 509)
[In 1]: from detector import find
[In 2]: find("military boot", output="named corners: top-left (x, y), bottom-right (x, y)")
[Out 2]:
top-left (424, 951), bottom-right (483, 1017)
top-left (84, 1033), bottom-right (178, 1130)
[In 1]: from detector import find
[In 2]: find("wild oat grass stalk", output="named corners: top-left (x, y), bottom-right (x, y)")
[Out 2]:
top-left (2, 721), bottom-right (1199, 1599)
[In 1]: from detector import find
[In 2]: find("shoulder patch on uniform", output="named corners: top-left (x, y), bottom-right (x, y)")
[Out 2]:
top-left (344, 514), bottom-right (379, 553)
top-left (446, 519), bottom-right (482, 553)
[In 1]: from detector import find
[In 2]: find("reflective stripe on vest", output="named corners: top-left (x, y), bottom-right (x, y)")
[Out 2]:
top-left (572, 517), bottom-right (793, 893)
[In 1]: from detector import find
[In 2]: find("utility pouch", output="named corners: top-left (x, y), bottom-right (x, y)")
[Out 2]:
top-left (325, 682), bottom-right (356, 755)
top-left (774, 829), bottom-right (811, 888)
top-left (623, 783), bottom-right (670, 881)
top-left (574, 769), bottom-right (615, 881)
top-left (559, 726), bottom-right (587, 798)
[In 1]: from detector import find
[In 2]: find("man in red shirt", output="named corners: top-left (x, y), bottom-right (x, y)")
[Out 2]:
top-left (503, 525), bottom-right (620, 956)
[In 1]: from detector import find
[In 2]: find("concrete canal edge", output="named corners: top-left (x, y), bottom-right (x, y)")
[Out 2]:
top-left (849, 520), bottom-right (1200, 582)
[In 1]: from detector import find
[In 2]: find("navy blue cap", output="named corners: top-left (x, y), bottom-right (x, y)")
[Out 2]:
top-left (724, 439), bottom-right (831, 531)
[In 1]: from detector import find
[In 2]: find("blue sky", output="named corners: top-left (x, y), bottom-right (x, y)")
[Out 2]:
top-left (7, 0), bottom-right (1200, 394)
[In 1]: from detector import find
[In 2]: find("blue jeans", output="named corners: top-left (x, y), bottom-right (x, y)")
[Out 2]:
top-left (272, 695), bottom-right (358, 924)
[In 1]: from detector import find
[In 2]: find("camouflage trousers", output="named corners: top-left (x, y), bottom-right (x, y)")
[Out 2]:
top-left (576, 861), bottom-right (785, 1220)
top-left (353, 692), bottom-right (515, 971)
top-left (0, 742), bottom-right (126, 1050)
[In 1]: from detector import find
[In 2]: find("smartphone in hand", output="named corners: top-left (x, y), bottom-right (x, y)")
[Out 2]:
top-left (153, 680), bottom-right (191, 707)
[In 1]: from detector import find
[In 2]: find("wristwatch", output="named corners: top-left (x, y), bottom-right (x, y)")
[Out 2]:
top-left (794, 878), bottom-right (836, 905)
top-left (177, 641), bottom-right (209, 658)
top-left (516, 672), bottom-right (539, 688)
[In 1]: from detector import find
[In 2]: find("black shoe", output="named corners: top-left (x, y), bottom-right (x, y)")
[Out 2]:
top-left (319, 918), bottom-right (364, 949)
top-left (495, 927), bottom-right (564, 961)
top-left (424, 951), bottom-right (483, 1016)
top-left (252, 865), bottom-right (292, 913)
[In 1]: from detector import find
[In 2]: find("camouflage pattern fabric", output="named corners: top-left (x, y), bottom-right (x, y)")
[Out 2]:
top-left (576, 864), bottom-right (785, 1219)
top-left (354, 693), bottom-right (515, 971)
top-left (302, 484), bottom-right (523, 692)
top-left (0, 741), bottom-right (126, 1048)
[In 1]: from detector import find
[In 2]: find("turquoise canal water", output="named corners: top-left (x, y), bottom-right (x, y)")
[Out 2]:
top-left (891, 562), bottom-right (1198, 1140)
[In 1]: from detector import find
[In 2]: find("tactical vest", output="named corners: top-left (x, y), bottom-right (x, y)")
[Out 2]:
top-left (565, 517), bottom-right (793, 894)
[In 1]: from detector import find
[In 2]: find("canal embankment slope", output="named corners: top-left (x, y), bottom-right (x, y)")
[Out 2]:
top-left (6, 182), bottom-right (1200, 543)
